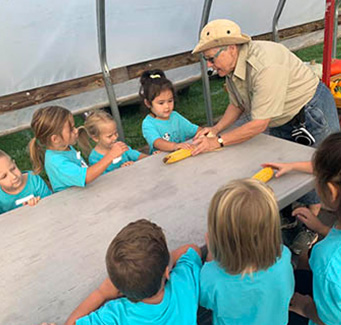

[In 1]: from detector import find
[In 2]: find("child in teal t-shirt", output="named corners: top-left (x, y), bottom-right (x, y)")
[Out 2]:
top-left (30, 106), bottom-right (130, 192)
top-left (65, 219), bottom-right (202, 325)
top-left (45, 146), bottom-right (88, 192)
top-left (139, 69), bottom-right (200, 153)
top-left (200, 179), bottom-right (294, 325)
top-left (78, 110), bottom-right (148, 175)
top-left (308, 227), bottom-right (341, 325)
top-left (288, 133), bottom-right (341, 324)
top-left (88, 146), bottom-right (140, 174)
top-left (0, 150), bottom-right (51, 214)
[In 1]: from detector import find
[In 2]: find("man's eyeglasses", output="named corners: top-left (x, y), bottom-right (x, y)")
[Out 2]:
top-left (203, 47), bottom-right (226, 64)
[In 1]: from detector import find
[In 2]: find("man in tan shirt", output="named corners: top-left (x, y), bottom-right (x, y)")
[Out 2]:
top-left (191, 19), bottom-right (340, 258)
top-left (191, 19), bottom-right (339, 154)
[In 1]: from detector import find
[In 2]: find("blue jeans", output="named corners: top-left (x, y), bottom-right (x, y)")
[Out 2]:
top-left (270, 81), bottom-right (340, 205)
top-left (270, 81), bottom-right (340, 147)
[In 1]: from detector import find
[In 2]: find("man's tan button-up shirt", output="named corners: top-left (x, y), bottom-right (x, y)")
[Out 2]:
top-left (226, 41), bottom-right (319, 128)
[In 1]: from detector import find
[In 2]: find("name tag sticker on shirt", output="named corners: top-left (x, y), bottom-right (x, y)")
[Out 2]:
top-left (77, 151), bottom-right (88, 167)
top-left (15, 194), bottom-right (34, 206)
top-left (112, 156), bottom-right (122, 164)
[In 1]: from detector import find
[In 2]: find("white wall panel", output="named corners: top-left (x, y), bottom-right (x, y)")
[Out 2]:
top-left (0, 0), bottom-right (325, 96)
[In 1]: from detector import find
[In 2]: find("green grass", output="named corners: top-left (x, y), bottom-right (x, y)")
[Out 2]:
top-left (295, 39), bottom-right (341, 62)
top-left (0, 129), bottom-right (33, 171)
top-left (0, 77), bottom-right (227, 177)
top-left (1, 38), bottom-right (339, 176)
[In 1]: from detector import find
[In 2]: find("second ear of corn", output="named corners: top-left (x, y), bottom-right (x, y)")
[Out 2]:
top-left (163, 149), bottom-right (193, 164)
top-left (330, 79), bottom-right (341, 98)
top-left (252, 167), bottom-right (274, 183)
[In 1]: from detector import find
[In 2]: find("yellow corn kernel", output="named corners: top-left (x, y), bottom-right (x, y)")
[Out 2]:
top-left (252, 167), bottom-right (274, 183)
top-left (163, 149), bottom-right (192, 164)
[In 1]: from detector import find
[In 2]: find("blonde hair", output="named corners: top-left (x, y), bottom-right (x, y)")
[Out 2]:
top-left (29, 106), bottom-right (73, 174)
top-left (208, 179), bottom-right (282, 275)
top-left (0, 149), bottom-right (10, 160)
top-left (78, 110), bottom-right (116, 156)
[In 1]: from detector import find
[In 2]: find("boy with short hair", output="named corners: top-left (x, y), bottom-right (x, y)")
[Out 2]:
top-left (66, 219), bottom-right (202, 324)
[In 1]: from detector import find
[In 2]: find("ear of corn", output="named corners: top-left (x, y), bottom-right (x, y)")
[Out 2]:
top-left (163, 149), bottom-right (192, 164)
top-left (252, 167), bottom-right (274, 183)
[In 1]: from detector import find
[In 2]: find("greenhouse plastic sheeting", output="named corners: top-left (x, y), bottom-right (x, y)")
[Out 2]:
top-left (0, 0), bottom-right (324, 97)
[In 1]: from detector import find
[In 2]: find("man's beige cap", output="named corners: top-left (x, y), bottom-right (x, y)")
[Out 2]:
top-left (192, 19), bottom-right (251, 54)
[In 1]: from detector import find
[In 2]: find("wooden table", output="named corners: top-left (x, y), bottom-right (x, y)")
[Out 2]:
top-left (0, 133), bottom-right (315, 324)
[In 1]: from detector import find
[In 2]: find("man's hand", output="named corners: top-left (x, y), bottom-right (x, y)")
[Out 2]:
top-left (194, 126), bottom-right (218, 140)
top-left (192, 136), bottom-right (220, 156)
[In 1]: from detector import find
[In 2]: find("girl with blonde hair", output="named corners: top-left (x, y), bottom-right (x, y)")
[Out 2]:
top-left (200, 179), bottom-right (294, 325)
top-left (78, 110), bottom-right (147, 174)
top-left (0, 149), bottom-right (51, 214)
top-left (29, 106), bottom-right (128, 192)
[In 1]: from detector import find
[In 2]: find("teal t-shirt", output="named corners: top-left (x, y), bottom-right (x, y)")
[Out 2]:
top-left (309, 227), bottom-right (341, 325)
top-left (88, 146), bottom-right (141, 174)
top-left (45, 146), bottom-right (88, 192)
top-left (0, 171), bottom-right (52, 214)
top-left (77, 248), bottom-right (202, 325)
top-left (200, 246), bottom-right (294, 325)
top-left (142, 111), bottom-right (198, 153)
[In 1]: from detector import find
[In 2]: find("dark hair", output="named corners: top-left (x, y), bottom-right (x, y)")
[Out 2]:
top-left (106, 219), bottom-right (170, 302)
top-left (313, 132), bottom-right (341, 221)
top-left (139, 69), bottom-right (175, 108)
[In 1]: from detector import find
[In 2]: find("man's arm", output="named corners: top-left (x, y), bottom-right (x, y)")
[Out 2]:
top-left (192, 118), bottom-right (270, 155)
top-left (219, 118), bottom-right (270, 145)
top-left (214, 103), bottom-right (244, 133)
top-left (65, 278), bottom-right (120, 325)
top-left (194, 103), bottom-right (243, 139)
